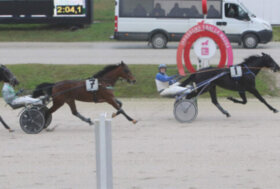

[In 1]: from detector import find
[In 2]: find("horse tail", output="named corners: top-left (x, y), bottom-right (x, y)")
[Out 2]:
top-left (180, 74), bottom-right (196, 87)
top-left (32, 82), bottom-right (55, 98)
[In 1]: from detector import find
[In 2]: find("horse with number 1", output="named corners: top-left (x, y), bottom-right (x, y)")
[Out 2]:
top-left (33, 62), bottom-right (137, 126)
top-left (180, 53), bottom-right (280, 118)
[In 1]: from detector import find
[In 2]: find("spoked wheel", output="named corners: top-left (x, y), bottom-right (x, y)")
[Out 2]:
top-left (174, 98), bottom-right (198, 109)
top-left (20, 109), bottom-right (45, 134)
top-left (173, 99), bottom-right (198, 123)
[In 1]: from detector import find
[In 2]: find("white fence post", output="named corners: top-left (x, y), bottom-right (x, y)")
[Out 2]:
top-left (95, 113), bottom-right (113, 189)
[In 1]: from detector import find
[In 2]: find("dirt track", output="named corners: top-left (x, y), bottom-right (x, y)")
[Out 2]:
top-left (0, 98), bottom-right (280, 189)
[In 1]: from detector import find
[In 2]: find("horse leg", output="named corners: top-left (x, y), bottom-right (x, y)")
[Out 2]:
top-left (108, 99), bottom-right (137, 124)
top-left (115, 99), bottom-right (123, 108)
top-left (66, 100), bottom-right (93, 125)
top-left (46, 100), bottom-right (65, 122)
top-left (0, 116), bottom-right (14, 132)
top-left (227, 91), bottom-right (247, 104)
top-left (209, 86), bottom-right (231, 117)
top-left (248, 88), bottom-right (278, 113)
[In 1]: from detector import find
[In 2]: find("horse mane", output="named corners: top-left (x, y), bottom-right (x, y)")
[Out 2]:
top-left (93, 64), bottom-right (119, 78)
top-left (241, 55), bottom-right (261, 65)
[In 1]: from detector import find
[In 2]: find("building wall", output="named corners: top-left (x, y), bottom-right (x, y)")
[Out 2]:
top-left (241, 0), bottom-right (280, 25)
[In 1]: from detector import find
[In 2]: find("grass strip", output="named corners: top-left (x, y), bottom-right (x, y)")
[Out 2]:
top-left (1, 64), bottom-right (279, 98)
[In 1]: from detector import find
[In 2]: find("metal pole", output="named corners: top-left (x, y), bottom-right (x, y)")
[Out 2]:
top-left (95, 113), bottom-right (113, 189)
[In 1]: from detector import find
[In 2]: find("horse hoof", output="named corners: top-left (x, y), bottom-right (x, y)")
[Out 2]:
top-left (9, 129), bottom-right (14, 133)
top-left (46, 128), bottom-right (53, 132)
top-left (46, 125), bottom-right (58, 132)
top-left (274, 110), bottom-right (279, 113)
top-left (89, 121), bottom-right (94, 126)
top-left (226, 114), bottom-right (231, 118)
top-left (132, 120), bottom-right (138, 124)
top-left (112, 113), bottom-right (117, 118)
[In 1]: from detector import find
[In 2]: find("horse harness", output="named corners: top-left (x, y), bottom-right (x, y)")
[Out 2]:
top-left (85, 78), bottom-right (114, 103)
top-left (243, 64), bottom-right (256, 78)
top-left (229, 65), bottom-right (255, 91)
top-left (230, 64), bottom-right (256, 79)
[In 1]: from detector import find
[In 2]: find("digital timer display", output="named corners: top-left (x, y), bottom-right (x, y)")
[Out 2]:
top-left (54, 0), bottom-right (86, 17)
top-left (56, 5), bottom-right (83, 15)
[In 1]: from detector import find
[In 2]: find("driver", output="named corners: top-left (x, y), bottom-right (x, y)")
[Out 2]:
top-left (155, 64), bottom-right (187, 97)
top-left (2, 82), bottom-right (42, 106)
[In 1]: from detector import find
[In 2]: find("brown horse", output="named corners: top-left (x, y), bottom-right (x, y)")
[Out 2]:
top-left (33, 62), bottom-right (137, 126)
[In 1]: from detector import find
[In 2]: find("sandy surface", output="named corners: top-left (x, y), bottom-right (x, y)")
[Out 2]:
top-left (0, 98), bottom-right (280, 189)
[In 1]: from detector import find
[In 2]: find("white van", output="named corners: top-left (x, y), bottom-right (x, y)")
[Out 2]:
top-left (113, 0), bottom-right (273, 49)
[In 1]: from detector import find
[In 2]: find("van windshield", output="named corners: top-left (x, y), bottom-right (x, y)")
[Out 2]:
top-left (119, 0), bottom-right (222, 19)
top-left (240, 2), bottom-right (255, 17)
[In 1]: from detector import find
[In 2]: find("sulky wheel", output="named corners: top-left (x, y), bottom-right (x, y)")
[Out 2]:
top-left (174, 98), bottom-right (198, 109)
top-left (173, 99), bottom-right (198, 123)
top-left (20, 109), bottom-right (45, 134)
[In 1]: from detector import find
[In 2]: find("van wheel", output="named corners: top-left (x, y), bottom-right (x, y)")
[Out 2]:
top-left (151, 33), bottom-right (167, 49)
top-left (243, 33), bottom-right (258, 49)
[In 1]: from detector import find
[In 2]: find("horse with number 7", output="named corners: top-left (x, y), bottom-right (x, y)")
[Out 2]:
top-left (33, 62), bottom-right (137, 127)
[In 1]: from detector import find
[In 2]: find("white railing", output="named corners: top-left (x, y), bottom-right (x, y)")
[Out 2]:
top-left (95, 113), bottom-right (113, 189)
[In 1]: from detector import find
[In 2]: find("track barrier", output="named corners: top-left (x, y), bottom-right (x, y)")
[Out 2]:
top-left (95, 113), bottom-right (113, 189)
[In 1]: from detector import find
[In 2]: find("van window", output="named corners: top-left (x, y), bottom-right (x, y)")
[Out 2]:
top-left (119, 0), bottom-right (221, 19)
top-left (207, 1), bottom-right (221, 18)
top-left (225, 3), bottom-right (248, 20)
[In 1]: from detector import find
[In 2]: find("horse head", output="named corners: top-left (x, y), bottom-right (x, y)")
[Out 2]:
top-left (119, 61), bottom-right (136, 84)
top-left (0, 64), bottom-right (19, 86)
top-left (262, 53), bottom-right (280, 72)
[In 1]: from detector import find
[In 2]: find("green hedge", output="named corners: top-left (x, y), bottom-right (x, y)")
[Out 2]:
top-left (273, 26), bottom-right (280, 41)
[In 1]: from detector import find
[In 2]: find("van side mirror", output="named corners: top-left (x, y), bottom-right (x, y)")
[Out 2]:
top-left (239, 13), bottom-right (250, 21)
top-left (244, 13), bottom-right (250, 21)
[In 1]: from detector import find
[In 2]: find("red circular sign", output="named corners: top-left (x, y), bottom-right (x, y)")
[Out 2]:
top-left (202, 0), bottom-right (208, 15)
top-left (183, 31), bottom-right (226, 73)
top-left (176, 21), bottom-right (233, 76)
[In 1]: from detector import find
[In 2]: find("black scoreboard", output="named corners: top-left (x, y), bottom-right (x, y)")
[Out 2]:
top-left (0, 0), bottom-right (93, 25)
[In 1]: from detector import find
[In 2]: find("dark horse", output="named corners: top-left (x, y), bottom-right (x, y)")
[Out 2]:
top-left (33, 62), bottom-right (137, 126)
top-left (180, 53), bottom-right (280, 117)
top-left (0, 65), bottom-right (19, 132)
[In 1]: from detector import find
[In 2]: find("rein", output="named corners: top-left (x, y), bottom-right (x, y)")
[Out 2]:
top-left (243, 64), bottom-right (256, 77)
top-left (181, 65), bottom-right (272, 78)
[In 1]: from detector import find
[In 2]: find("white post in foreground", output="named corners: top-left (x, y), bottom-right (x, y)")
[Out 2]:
top-left (95, 113), bottom-right (113, 189)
